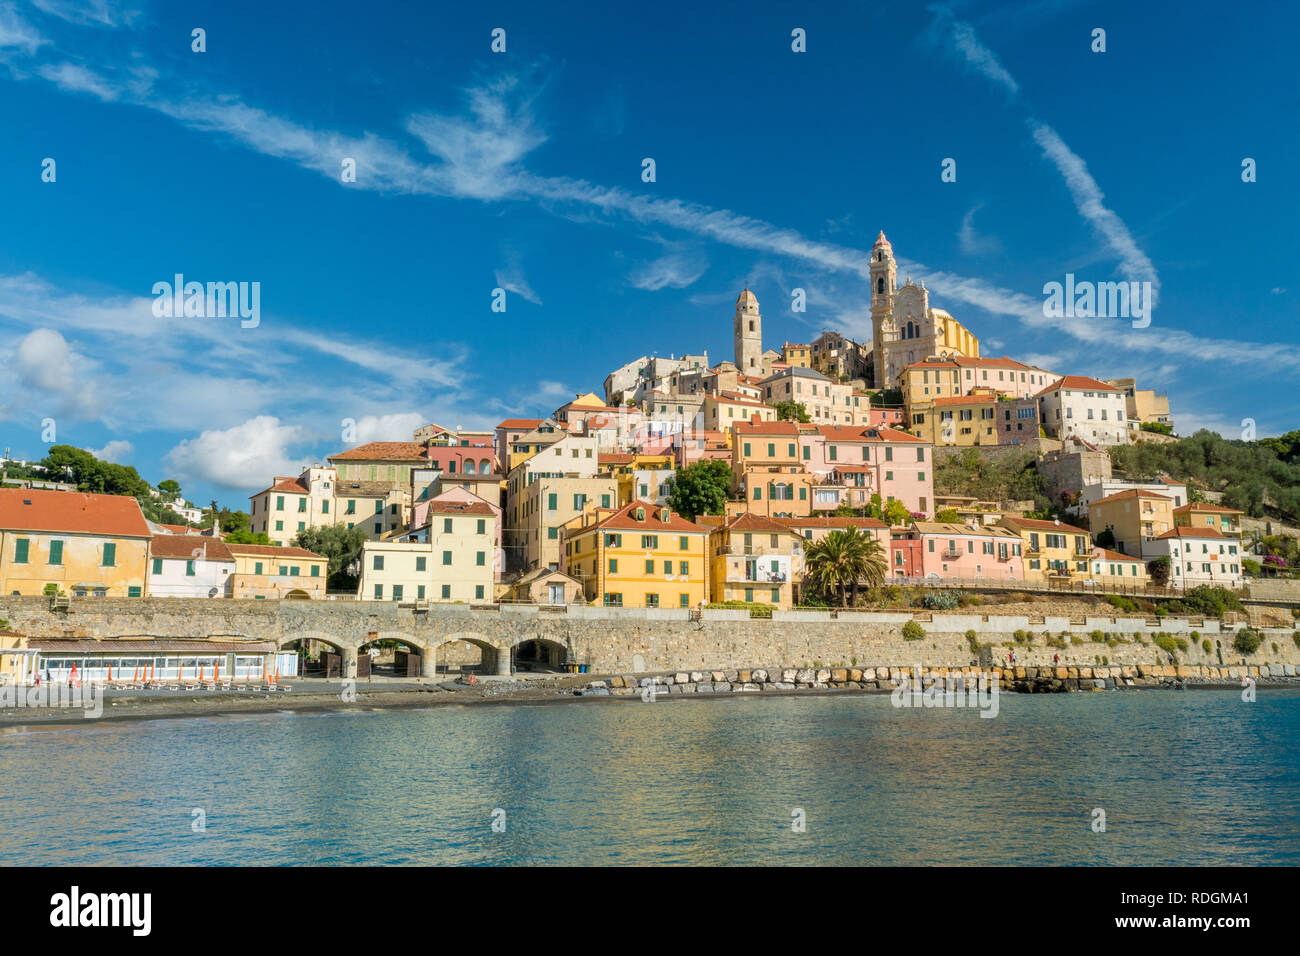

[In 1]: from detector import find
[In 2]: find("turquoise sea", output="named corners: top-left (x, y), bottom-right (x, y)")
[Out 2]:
top-left (1, 689), bottom-right (1296, 865)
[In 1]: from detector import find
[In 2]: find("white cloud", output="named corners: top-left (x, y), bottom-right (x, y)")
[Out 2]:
top-left (31, 0), bottom-right (138, 28)
top-left (0, 3), bottom-right (46, 53)
top-left (346, 412), bottom-right (427, 445)
top-left (926, 4), bottom-right (1019, 96)
top-left (165, 416), bottom-right (307, 491)
top-left (88, 439), bottom-right (132, 463)
top-left (37, 61), bottom-right (118, 100)
top-left (493, 261), bottom-right (542, 305)
top-left (628, 249), bottom-right (708, 291)
top-left (958, 203), bottom-right (1002, 255)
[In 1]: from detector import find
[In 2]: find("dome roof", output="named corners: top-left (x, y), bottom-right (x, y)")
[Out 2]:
top-left (736, 287), bottom-right (758, 305)
top-left (873, 230), bottom-right (892, 249)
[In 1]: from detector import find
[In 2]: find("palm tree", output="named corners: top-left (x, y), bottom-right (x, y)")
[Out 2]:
top-left (804, 528), bottom-right (888, 607)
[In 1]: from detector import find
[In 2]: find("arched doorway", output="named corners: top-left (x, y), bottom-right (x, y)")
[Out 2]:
top-left (512, 636), bottom-right (570, 673)
top-left (358, 632), bottom-right (424, 678)
top-left (430, 634), bottom-right (503, 677)
top-left (277, 632), bottom-right (348, 678)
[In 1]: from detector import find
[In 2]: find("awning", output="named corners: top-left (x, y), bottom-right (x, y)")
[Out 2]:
top-left (27, 639), bottom-right (277, 654)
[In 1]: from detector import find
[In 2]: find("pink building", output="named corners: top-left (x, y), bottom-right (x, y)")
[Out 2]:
top-left (890, 529), bottom-right (924, 578)
top-left (911, 521), bottom-right (1023, 580)
top-left (798, 425), bottom-right (935, 517)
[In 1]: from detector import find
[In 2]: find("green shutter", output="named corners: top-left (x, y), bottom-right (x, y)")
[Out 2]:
top-left (48, 540), bottom-right (63, 565)
top-left (14, 538), bottom-right (29, 563)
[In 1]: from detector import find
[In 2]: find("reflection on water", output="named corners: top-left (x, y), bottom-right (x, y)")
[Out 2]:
top-left (1, 690), bottom-right (1296, 865)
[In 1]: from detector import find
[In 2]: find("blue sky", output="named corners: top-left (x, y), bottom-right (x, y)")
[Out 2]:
top-left (1, 0), bottom-right (1297, 511)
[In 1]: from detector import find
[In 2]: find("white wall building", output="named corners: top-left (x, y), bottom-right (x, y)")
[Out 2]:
top-left (1036, 376), bottom-right (1130, 447)
top-left (1145, 527), bottom-right (1243, 590)
top-left (148, 535), bottom-right (235, 598)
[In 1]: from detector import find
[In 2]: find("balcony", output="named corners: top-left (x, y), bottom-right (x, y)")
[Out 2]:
top-left (727, 565), bottom-right (788, 584)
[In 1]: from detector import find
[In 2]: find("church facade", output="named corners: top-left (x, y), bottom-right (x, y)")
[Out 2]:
top-left (869, 231), bottom-right (980, 389)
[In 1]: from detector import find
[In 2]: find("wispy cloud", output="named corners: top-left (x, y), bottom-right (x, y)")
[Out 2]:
top-left (958, 203), bottom-right (1002, 255)
top-left (925, 3), bottom-right (1019, 96)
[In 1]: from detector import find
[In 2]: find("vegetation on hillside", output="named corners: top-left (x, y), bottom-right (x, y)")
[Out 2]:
top-left (773, 400), bottom-right (811, 423)
top-left (1109, 429), bottom-right (1300, 523)
top-left (293, 525), bottom-right (368, 590)
top-left (934, 448), bottom-right (1048, 511)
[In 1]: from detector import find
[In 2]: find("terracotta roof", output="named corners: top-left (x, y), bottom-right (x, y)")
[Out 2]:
top-left (150, 535), bottom-right (234, 562)
top-left (1094, 548), bottom-right (1144, 563)
top-left (734, 420), bottom-right (800, 436)
top-left (498, 419), bottom-right (544, 430)
top-left (950, 355), bottom-right (1036, 371)
top-left (1156, 526), bottom-right (1227, 540)
top-left (154, 522), bottom-right (199, 534)
top-left (903, 358), bottom-right (959, 371)
top-left (713, 392), bottom-right (770, 408)
top-left (1091, 489), bottom-right (1172, 505)
top-left (929, 395), bottom-right (997, 407)
top-left (812, 425), bottom-right (925, 444)
top-left (250, 476), bottom-right (308, 498)
top-left (1036, 375), bottom-right (1122, 396)
top-left (781, 516), bottom-right (889, 529)
top-left (328, 441), bottom-right (428, 461)
top-left (717, 512), bottom-right (803, 535)
top-left (999, 516), bottom-right (1089, 534)
top-left (226, 543), bottom-right (327, 560)
top-left (583, 500), bottom-right (709, 535)
top-left (427, 501), bottom-right (496, 517)
top-left (913, 522), bottom-right (1019, 537)
top-left (1173, 503), bottom-right (1243, 515)
top-left (0, 488), bottom-right (151, 538)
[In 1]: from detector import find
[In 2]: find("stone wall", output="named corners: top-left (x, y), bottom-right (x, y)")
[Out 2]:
top-left (1, 596), bottom-right (1296, 677)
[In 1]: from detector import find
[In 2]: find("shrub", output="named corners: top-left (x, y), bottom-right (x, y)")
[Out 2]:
top-left (1178, 586), bottom-right (1244, 619)
top-left (1046, 634), bottom-right (1067, 649)
top-left (921, 590), bottom-right (960, 610)
top-left (1107, 594), bottom-right (1137, 613)
top-left (1070, 636), bottom-right (1084, 645)
top-left (902, 620), bottom-right (926, 641)
top-left (1153, 633), bottom-right (1181, 657)
top-left (1293, 631), bottom-right (1300, 648)
top-left (1202, 639), bottom-right (1212, 655)
top-left (1013, 629), bottom-right (1028, 643)
top-left (1090, 630), bottom-right (1105, 642)
top-left (1233, 629), bottom-right (1262, 655)
top-left (707, 601), bottom-right (773, 618)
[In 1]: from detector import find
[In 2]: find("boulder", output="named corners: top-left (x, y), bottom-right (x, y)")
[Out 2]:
top-left (861, 668), bottom-right (876, 681)
top-left (816, 668), bottom-right (832, 683)
top-left (674, 672), bottom-right (691, 685)
top-left (831, 668), bottom-right (849, 683)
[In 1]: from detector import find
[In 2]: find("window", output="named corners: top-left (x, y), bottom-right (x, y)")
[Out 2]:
top-left (603, 592), bottom-right (623, 607)
top-left (185, 559), bottom-right (195, 576)
top-left (476, 552), bottom-right (485, 566)
top-left (442, 551), bottom-right (452, 565)
top-left (310, 565), bottom-right (320, 577)
top-left (608, 558), bottom-right (618, 573)
top-left (276, 496), bottom-right (284, 511)
top-left (254, 561), bottom-right (263, 575)
top-left (127, 586), bottom-right (142, 597)
top-left (645, 559), bottom-right (655, 573)
top-left (374, 555), bottom-right (385, 570)
top-left (298, 497), bottom-right (307, 512)
top-left (14, 538), bottom-right (29, 563)
top-left (152, 558), bottom-right (163, 574)
top-left (646, 593), bottom-right (659, 607)
top-left (444, 518), bottom-right (453, 533)
top-left (417, 585), bottom-right (426, 599)
top-left (393, 585), bottom-right (404, 601)
top-left (322, 500), bottom-right (329, 514)
top-left (441, 585), bottom-right (451, 599)
top-left (48, 540), bottom-right (63, 566)
top-left (346, 500), bottom-right (356, 515)
top-left (477, 519), bottom-right (486, 534)
top-left (374, 584), bottom-right (384, 599)
top-left (680, 594), bottom-right (690, 607)
top-left (416, 556), bottom-right (426, 572)
top-left (475, 585), bottom-right (484, 600)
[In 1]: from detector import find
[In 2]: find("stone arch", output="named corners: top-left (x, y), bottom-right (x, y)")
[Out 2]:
top-left (358, 630), bottom-right (425, 678)
top-left (276, 629), bottom-right (352, 678)
top-left (507, 632), bottom-right (571, 671)
top-left (430, 631), bottom-right (509, 677)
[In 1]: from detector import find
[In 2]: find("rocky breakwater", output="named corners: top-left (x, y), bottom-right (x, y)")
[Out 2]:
top-left (574, 662), bottom-right (1300, 697)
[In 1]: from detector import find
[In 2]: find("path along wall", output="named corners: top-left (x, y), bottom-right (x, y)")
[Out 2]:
top-left (1, 597), bottom-right (1297, 677)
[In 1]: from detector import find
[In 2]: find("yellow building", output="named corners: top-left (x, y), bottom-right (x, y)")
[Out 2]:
top-left (1088, 489), bottom-right (1174, 558)
top-left (730, 419), bottom-right (816, 518)
top-left (703, 512), bottom-right (802, 608)
top-left (0, 488), bottom-right (151, 597)
top-left (703, 392), bottom-right (776, 432)
top-left (226, 543), bottom-right (328, 599)
top-left (910, 394), bottom-right (1000, 446)
top-left (996, 516), bottom-right (1092, 583)
top-left (1173, 503), bottom-right (1243, 539)
top-left (782, 343), bottom-right (811, 368)
top-left (356, 501), bottom-right (497, 603)
top-left (562, 500), bottom-right (710, 608)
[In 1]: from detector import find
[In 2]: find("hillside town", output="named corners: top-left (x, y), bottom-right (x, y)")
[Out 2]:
top-left (0, 232), bottom-right (1261, 612)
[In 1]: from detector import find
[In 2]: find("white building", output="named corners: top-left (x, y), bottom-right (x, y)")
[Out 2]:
top-left (1074, 476), bottom-right (1188, 516)
top-left (1036, 375), bottom-right (1130, 447)
top-left (1145, 527), bottom-right (1243, 590)
top-left (148, 535), bottom-right (235, 598)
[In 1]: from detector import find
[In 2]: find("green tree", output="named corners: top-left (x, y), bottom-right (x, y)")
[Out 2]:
top-left (1095, 527), bottom-right (1116, 550)
top-left (1147, 556), bottom-right (1171, 587)
top-left (882, 499), bottom-right (912, 526)
top-left (773, 400), bottom-right (811, 423)
top-left (803, 527), bottom-right (887, 607)
top-left (226, 529), bottom-right (272, 545)
top-left (157, 479), bottom-right (182, 497)
top-left (667, 459), bottom-right (733, 519)
top-left (293, 525), bottom-right (368, 589)
top-left (934, 508), bottom-right (960, 523)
